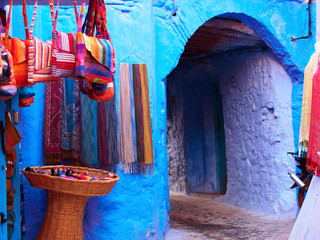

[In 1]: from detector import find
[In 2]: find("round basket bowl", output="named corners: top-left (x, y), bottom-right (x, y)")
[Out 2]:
top-left (22, 165), bottom-right (120, 196)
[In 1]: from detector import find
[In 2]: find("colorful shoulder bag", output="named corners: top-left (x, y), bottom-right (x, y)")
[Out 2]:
top-left (3, 0), bottom-right (33, 88)
top-left (28, 0), bottom-right (58, 84)
top-left (50, 0), bottom-right (79, 79)
top-left (75, 0), bottom-right (115, 85)
top-left (80, 0), bottom-right (115, 101)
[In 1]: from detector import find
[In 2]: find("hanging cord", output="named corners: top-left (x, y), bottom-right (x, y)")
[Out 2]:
top-left (291, 0), bottom-right (312, 41)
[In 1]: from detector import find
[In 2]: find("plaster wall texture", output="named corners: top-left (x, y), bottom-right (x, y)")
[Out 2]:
top-left (167, 76), bottom-right (188, 193)
top-left (167, 50), bottom-right (297, 217)
top-left (218, 50), bottom-right (296, 217)
top-left (154, 0), bottom-right (316, 151)
top-left (167, 61), bottom-right (223, 194)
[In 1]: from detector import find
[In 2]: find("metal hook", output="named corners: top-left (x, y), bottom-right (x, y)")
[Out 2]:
top-left (119, 42), bottom-right (146, 63)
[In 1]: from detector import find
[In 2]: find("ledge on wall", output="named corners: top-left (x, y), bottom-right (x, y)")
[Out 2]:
top-left (0, 0), bottom-right (89, 8)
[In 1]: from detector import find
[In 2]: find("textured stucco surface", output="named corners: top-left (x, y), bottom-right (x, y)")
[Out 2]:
top-left (167, 50), bottom-right (297, 217)
top-left (154, 0), bottom-right (316, 151)
top-left (218, 51), bottom-right (296, 217)
top-left (6, 0), bottom-right (316, 239)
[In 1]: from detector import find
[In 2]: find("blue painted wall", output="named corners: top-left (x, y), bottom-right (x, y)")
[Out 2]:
top-left (154, 0), bottom-right (316, 151)
top-left (13, 2), bottom-right (169, 240)
top-left (6, 0), bottom-right (316, 239)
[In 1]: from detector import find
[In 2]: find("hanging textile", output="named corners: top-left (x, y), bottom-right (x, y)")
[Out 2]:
top-left (80, 93), bottom-right (97, 168)
top-left (299, 53), bottom-right (318, 153)
top-left (43, 80), bottom-right (81, 165)
top-left (60, 79), bottom-right (81, 164)
top-left (80, 0), bottom-right (119, 171)
top-left (119, 63), bottom-right (154, 173)
top-left (97, 97), bottom-right (119, 172)
top-left (43, 80), bottom-right (63, 164)
top-left (307, 61), bottom-right (320, 175)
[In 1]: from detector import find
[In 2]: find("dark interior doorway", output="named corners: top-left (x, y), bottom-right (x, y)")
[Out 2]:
top-left (167, 16), bottom-right (268, 195)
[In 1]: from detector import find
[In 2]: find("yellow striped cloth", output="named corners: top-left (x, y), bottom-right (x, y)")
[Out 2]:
top-left (299, 53), bottom-right (318, 152)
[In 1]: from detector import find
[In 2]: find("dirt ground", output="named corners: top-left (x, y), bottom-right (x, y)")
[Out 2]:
top-left (166, 192), bottom-right (295, 240)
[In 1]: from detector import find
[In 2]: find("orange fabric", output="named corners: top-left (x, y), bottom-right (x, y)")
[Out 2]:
top-left (5, 113), bottom-right (21, 151)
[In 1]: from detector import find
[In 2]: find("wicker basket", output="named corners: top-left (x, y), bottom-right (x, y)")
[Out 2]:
top-left (22, 165), bottom-right (119, 196)
top-left (22, 165), bottom-right (120, 240)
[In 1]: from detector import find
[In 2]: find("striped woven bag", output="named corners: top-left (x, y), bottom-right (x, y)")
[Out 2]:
top-left (49, 0), bottom-right (82, 79)
top-left (75, 0), bottom-right (115, 86)
top-left (80, 0), bottom-right (115, 101)
top-left (27, 0), bottom-right (58, 84)
top-left (3, 0), bottom-right (33, 88)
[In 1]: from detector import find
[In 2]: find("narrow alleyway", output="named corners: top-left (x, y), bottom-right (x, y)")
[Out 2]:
top-left (166, 193), bottom-right (295, 240)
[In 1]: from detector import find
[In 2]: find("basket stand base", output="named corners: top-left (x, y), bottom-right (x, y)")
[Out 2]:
top-left (35, 190), bottom-right (90, 240)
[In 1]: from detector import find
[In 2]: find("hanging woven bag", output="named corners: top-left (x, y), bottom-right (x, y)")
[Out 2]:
top-left (27, 0), bottom-right (59, 84)
top-left (80, 0), bottom-right (115, 101)
top-left (3, 0), bottom-right (34, 88)
top-left (49, 0), bottom-right (80, 79)
top-left (74, 0), bottom-right (115, 85)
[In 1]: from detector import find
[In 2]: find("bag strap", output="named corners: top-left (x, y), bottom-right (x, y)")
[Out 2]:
top-left (29, 0), bottom-right (39, 37)
top-left (76, 0), bottom-right (86, 33)
top-left (99, 0), bottom-right (111, 40)
top-left (22, 0), bottom-right (30, 39)
top-left (83, 0), bottom-right (96, 36)
top-left (5, 0), bottom-right (29, 40)
top-left (4, 0), bottom-right (13, 40)
top-left (27, 0), bottom-right (39, 84)
top-left (49, 0), bottom-right (85, 33)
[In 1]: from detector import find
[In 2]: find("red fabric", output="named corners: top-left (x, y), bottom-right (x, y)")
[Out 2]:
top-left (43, 80), bottom-right (63, 164)
top-left (307, 62), bottom-right (320, 175)
top-left (19, 96), bottom-right (34, 107)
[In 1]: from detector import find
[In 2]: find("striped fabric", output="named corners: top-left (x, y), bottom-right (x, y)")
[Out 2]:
top-left (119, 63), bottom-right (154, 173)
top-left (50, 0), bottom-right (84, 79)
top-left (5, 113), bottom-right (21, 150)
top-left (307, 62), bottom-right (320, 176)
top-left (2, 0), bottom-right (32, 88)
top-left (75, 0), bottom-right (115, 85)
top-left (299, 53), bottom-right (317, 153)
top-left (75, 32), bottom-right (114, 85)
top-left (28, 0), bottom-right (56, 84)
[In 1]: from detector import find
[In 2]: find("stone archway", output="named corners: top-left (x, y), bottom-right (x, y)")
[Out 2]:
top-left (165, 14), bottom-right (298, 217)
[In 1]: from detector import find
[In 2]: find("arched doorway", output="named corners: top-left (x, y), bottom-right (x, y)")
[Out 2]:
top-left (167, 16), bottom-right (296, 216)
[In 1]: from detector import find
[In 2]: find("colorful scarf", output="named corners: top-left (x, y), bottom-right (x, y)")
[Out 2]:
top-left (119, 63), bottom-right (154, 173)
top-left (80, 93), bottom-right (97, 167)
top-left (61, 79), bottom-right (81, 164)
top-left (299, 53), bottom-right (317, 152)
top-left (97, 96), bottom-right (119, 172)
top-left (307, 61), bottom-right (320, 175)
top-left (43, 79), bottom-right (81, 165)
